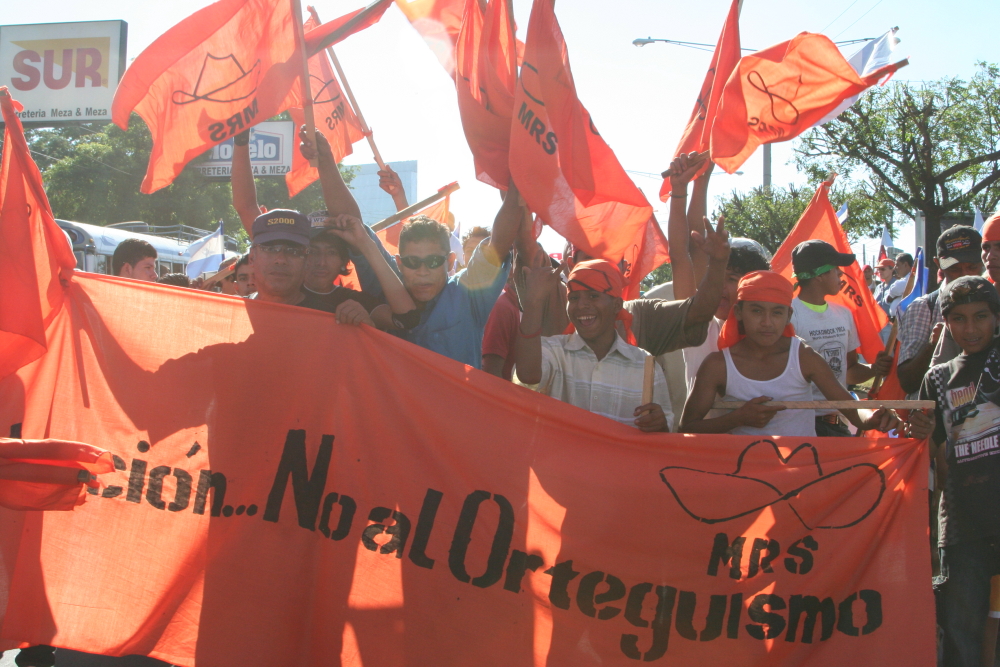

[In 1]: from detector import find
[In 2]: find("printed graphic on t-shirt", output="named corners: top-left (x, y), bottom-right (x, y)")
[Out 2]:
top-left (818, 341), bottom-right (845, 377)
top-left (944, 368), bottom-right (1000, 463)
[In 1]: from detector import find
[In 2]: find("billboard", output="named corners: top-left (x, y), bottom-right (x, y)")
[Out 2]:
top-left (188, 121), bottom-right (294, 178)
top-left (0, 20), bottom-right (127, 125)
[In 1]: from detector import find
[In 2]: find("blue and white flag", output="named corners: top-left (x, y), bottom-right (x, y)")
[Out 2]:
top-left (836, 203), bottom-right (849, 224)
top-left (185, 222), bottom-right (226, 279)
top-left (814, 28), bottom-right (901, 128)
top-left (895, 247), bottom-right (927, 316)
top-left (974, 207), bottom-right (985, 232)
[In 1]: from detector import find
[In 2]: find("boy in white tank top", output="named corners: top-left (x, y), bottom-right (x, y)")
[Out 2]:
top-left (679, 271), bottom-right (929, 438)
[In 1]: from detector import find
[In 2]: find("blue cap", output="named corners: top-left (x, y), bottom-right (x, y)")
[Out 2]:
top-left (252, 209), bottom-right (311, 245)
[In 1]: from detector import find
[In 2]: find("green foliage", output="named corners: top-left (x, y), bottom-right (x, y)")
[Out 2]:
top-left (641, 262), bottom-right (673, 291)
top-left (25, 114), bottom-right (355, 238)
top-left (713, 181), bottom-right (895, 255)
top-left (795, 62), bottom-right (1000, 229)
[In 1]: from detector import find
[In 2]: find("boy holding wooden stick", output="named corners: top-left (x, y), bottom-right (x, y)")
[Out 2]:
top-left (680, 271), bottom-right (932, 438)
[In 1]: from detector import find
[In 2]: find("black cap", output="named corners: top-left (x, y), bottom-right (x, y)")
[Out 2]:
top-left (937, 225), bottom-right (982, 270)
top-left (941, 275), bottom-right (1000, 315)
top-left (251, 209), bottom-right (311, 246)
top-left (791, 240), bottom-right (855, 280)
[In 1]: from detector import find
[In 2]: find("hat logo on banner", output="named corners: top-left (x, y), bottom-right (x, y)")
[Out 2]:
top-left (171, 53), bottom-right (261, 105)
top-left (311, 75), bottom-right (344, 105)
top-left (659, 440), bottom-right (886, 530)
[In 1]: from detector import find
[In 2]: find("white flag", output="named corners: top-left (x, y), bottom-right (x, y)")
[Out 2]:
top-left (813, 28), bottom-right (901, 128)
top-left (185, 223), bottom-right (226, 279)
top-left (974, 207), bottom-right (985, 231)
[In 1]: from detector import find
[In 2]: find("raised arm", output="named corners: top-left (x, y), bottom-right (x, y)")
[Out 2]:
top-left (688, 167), bottom-right (713, 283)
top-left (328, 213), bottom-right (415, 324)
top-left (299, 125), bottom-right (362, 220)
top-left (684, 217), bottom-right (731, 326)
top-left (488, 178), bottom-right (527, 261)
top-left (513, 263), bottom-right (562, 385)
top-left (378, 165), bottom-right (409, 212)
top-left (666, 153), bottom-right (705, 300)
top-left (231, 130), bottom-right (259, 234)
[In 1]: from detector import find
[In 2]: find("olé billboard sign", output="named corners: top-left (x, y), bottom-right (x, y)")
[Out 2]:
top-left (0, 21), bottom-right (127, 125)
top-left (188, 121), bottom-right (294, 178)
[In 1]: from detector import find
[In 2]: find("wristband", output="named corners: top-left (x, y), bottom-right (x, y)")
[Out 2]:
top-left (519, 325), bottom-right (543, 339)
top-left (670, 193), bottom-right (688, 199)
top-left (233, 131), bottom-right (251, 147)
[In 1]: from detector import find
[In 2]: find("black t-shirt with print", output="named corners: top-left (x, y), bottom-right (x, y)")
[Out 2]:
top-left (920, 338), bottom-right (1000, 546)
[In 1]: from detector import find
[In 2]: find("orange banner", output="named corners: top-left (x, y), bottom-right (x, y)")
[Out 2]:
top-left (0, 269), bottom-right (936, 665)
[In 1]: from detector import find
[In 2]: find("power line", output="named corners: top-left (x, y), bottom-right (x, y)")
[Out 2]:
top-left (834, 0), bottom-right (886, 39)
top-left (820, 0), bottom-right (863, 34)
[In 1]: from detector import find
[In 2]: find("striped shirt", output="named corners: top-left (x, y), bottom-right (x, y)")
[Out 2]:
top-left (520, 332), bottom-right (672, 430)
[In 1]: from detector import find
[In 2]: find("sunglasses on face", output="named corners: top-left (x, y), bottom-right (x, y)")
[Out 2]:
top-left (400, 255), bottom-right (447, 270)
top-left (255, 243), bottom-right (309, 258)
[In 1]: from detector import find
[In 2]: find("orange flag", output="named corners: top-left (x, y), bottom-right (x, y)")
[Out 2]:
top-left (376, 193), bottom-right (452, 256)
top-left (286, 15), bottom-right (366, 197)
top-left (455, 0), bottom-right (517, 190)
top-left (771, 179), bottom-right (889, 362)
top-left (510, 0), bottom-right (665, 299)
top-left (711, 33), bottom-right (907, 174)
top-left (0, 268), bottom-right (935, 665)
top-left (0, 88), bottom-right (76, 380)
top-left (659, 0), bottom-right (741, 201)
top-left (395, 0), bottom-right (466, 77)
top-left (111, 0), bottom-right (304, 193)
top-left (303, 0), bottom-right (393, 57)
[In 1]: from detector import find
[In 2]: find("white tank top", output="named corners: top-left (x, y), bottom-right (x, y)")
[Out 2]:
top-left (721, 337), bottom-right (816, 437)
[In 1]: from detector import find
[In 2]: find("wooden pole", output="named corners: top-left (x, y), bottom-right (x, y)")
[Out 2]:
top-left (308, 6), bottom-right (387, 171)
top-left (660, 150), bottom-right (710, 179)
top-left (712, 400), bottom-right (935, 410)
top-left (292, 0), bottom-right (318, 166)
top-left (371, 182), bottom-right (461, 232)
top-left (642, 357), bottom-right (655, 404)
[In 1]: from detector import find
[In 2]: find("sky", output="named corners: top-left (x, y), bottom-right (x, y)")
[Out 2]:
top-left (4, 0), bottom-right (999, 262)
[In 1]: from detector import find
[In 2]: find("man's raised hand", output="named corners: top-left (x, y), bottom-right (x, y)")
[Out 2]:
top-left (327, 213), bottom-right (371, 250)
top-left (522, 263), bottom-right (562, 307)
top-left (668, 151), bottom-right (708, 189)
top-left (298, 124), bottom-right (331, 162)
top-left (691, 215), bottom-right (731, 264)
top-left (378, 166), bottom-right (404, 197)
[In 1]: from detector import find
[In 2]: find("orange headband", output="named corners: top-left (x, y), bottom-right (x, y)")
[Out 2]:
top-left (982, 212), bottom-right (1000, 244)
top-left (564, 259), bottom-right (635, 345)
top-left (718, 271), bottom-right (796, 349)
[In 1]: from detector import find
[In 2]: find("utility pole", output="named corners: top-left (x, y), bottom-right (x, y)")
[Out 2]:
top-left (762, 144), bottom-right (772, 190)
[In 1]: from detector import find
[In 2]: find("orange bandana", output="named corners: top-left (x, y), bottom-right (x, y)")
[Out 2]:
top-left (982, 211), bottom-right (1000, 244)
top-left (564, 259), bottom-right (636, 345)
top-left (718, 270), bottom-right (796, 349)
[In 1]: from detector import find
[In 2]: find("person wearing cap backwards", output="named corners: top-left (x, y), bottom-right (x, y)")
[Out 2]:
top-left (679, 271), bottom-right (924, 437)
top-left (918, 275), bottom-right (1000, 665)
top-left (248, 209), bottom-right (416, 330)
top-left (514, 259), bottom-right (673, 431)
top-left (896, 226), bottom-right (987, 397)
top-left (787, 240), bottom-right (892, 436)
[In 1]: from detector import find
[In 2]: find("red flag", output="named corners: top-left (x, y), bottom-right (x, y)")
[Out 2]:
top-left (659, 0), bottom-right (741, 201)
top-left (0, 88), bottom-right (77, 380)
top-left (303, 0), bottom-right (393, 57)
top-left (711, 33), bottom-right (907, 174)
top-left (111, 0), bottom-right (304, 193)
top-left (455, 0), bottom-right (517, 189)
top-left (771, 178), bottom-right (889, 362)
top-left (286, 15), bottom-right (366, 197)
top-left (510, 0), bottom-right (665, 299)
top-left (376, 193), bottom-right (452, 256)
top-left (395, 0), bottom-right (466, 77)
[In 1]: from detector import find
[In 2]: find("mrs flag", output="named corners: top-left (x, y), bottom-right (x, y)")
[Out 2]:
top-left (659, 0), bottom-right (741, 200)
top-left (111, 0), bottom-right (304, 193)
top-left (711, 33), bottom-right (907, 174)
top-left (509, 0), bottom-right (666, 299)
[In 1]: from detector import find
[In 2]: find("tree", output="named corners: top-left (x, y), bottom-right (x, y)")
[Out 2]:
top-left (25, 113), bottom-right (355, 239)
top-left (712, 181), bottom-right (895, 255)
top-left (796, 62), bottom-right (1000, 289)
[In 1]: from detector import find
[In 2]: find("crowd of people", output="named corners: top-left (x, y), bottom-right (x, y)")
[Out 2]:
top-left (89, 130), bottom-right (1000, 666)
